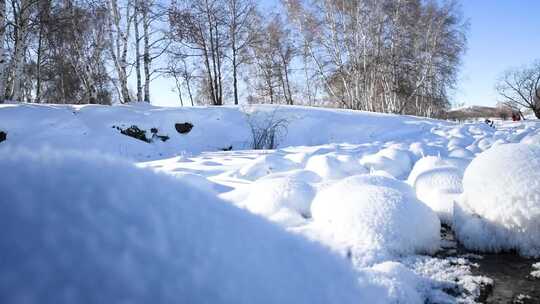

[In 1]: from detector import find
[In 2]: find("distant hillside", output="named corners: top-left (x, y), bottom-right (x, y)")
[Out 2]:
top-left (445, 105), bottom-right (513, 121)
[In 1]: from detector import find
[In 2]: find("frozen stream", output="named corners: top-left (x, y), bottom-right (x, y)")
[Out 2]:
top-left (438, 225), bottom-right (540, 303)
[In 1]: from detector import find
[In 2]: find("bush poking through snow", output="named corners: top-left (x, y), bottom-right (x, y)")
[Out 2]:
top-left (0, 130), bottom-right (6, 143)
top-left (0, 148), bottom-right (374, 304)
top-left (454, 143), bottom-right (540, 257)
top-left (244, 107), bottom-right (289, 150)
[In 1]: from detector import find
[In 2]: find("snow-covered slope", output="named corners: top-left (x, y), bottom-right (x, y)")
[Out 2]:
top-left (0, 103), bottom-right (451, 160)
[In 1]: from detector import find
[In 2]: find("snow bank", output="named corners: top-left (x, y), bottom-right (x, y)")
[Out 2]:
top-left (0, 103), bottom-right (453, 160)
top-left (310, 174), bottom-right (440, 265)
top-left (454, 143), bottom-right (540, 257)
top-left (0, 148), bottom-right (383, 304)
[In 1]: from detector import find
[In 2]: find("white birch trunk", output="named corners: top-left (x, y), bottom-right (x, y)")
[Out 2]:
top-left (0, 0), bottom-right (7, 103)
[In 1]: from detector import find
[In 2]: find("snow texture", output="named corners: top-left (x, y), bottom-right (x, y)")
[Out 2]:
top-left (413, 166), bottom-right (463, 224)
top-left (3, 103), bottom-right (540, 303)
top-left (454, 143), bottom-right (540, 257)
top-left (532, 262), bottom-right (540, 279)
top-left (310, 174), bottom-right (440, 265)
top-left (0, 148), bottom-right (382, 304)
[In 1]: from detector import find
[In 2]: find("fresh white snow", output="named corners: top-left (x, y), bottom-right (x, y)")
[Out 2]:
top-left (0, 147), bottom-right (384, 304)
top-left (2, 103), bottom-right (540, 303)
top-left (454, 143), bottom-right (540, 257)
top-left (310, 175), bottom-right (441, 266)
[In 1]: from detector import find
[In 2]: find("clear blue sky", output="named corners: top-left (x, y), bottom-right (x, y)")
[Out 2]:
top-left (455, 0), bottom-right (540, 107)
top-left (152, 0), bottom-right (540, 108)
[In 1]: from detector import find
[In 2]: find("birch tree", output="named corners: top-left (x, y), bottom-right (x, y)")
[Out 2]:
top-left (0, 0), bottom-right (7, 102)
top-left (106, 0), bottom-right (132, 103)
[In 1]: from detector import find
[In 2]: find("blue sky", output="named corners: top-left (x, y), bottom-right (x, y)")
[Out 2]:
top-left (152, 0), bottom-right (540, 108)
top-left (455, 0), bottom-right (540, 107)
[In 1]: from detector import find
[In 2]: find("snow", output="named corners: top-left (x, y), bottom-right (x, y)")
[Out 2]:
top-left (0, 103), bottom-right (453, 161)
top-left (454, 143), bottom-right (540, 257)
top-left (310, 175), bottom-right (440, 265)
top-left (235, 176), bottom-right (315, 223)
top-left (3, 103), bottom-right (540, 303)
top-left (232, 152), bottom-right (299, 180)
top-left (532, 263), bottom-right (540, 279)
top-left (413, 166), bottom-right (463, 224)
top-left (305, 153), bottom-right (368, 180)
top-left (360, 147), bottom-right (413, 179)
top-left (0, 147), bottom-right (383, 304)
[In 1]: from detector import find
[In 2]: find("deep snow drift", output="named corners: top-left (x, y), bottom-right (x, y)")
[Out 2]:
top-left (454, 143), bottom-right (540, 257)
top-left (0, 148), bottom-right (384, 304)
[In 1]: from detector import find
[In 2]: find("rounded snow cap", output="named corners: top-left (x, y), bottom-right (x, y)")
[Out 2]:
top-left (454, 143), bottom-right (540, 257)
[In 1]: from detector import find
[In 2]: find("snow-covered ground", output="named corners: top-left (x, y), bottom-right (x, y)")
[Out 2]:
top-left (1, 103), bottom-right (540, 303)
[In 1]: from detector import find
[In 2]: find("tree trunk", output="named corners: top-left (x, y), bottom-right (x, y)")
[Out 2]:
top-left (107, 0), bottom-right (131, 103)
top-left (0, 0), bottom-right (7, 103)
top-left (134, 0), bottom-right (142, 102)
top-left (232, 47), bottom-right (239, 105)
top-left (142, 1), bottom-right (150, 103)
top-left (11, 0), bottom-right (31, 102)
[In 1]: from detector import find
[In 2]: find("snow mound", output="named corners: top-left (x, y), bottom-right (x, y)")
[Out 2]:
top-left (305, 153), bottom-right (367, 180)
top-left (0, 148), bottom-right (378, 304)
top-left (233, 153), bottom-right (299, 180)
top-left (311, 174), bottom-right (440, 265)
top-left (407, 156), bottom-right (453, 185)
top-left (240, 176), bottom-right (315, 220)
top-left (360, 148), bottom-right (413, 179)
top-left (413, 167), bottom-right (463, 224)
top-left (454, 143), bottom-right (540, 257)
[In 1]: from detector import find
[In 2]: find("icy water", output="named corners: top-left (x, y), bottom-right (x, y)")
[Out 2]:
top-left (438, 225), bottom-right (540, 303)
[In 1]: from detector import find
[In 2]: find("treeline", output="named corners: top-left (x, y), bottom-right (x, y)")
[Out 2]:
top-left (0, 0), bottom-right (467, 117)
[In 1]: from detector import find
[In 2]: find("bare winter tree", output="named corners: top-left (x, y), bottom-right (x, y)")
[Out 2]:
top-left (496, 60), bottom-right (540, 119)
top-left (225, 0), bottom-right (255, 105)
top-left (32, 1), bottom-right (111, 104)
top-left (247, 13), bottom-right (296, 105)
top-left (169, 0), bottom-right (227, 106)
top-left (284, 0), bottom-right (467, 116)
top-left (166, 54), bottom-right (196, 106)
